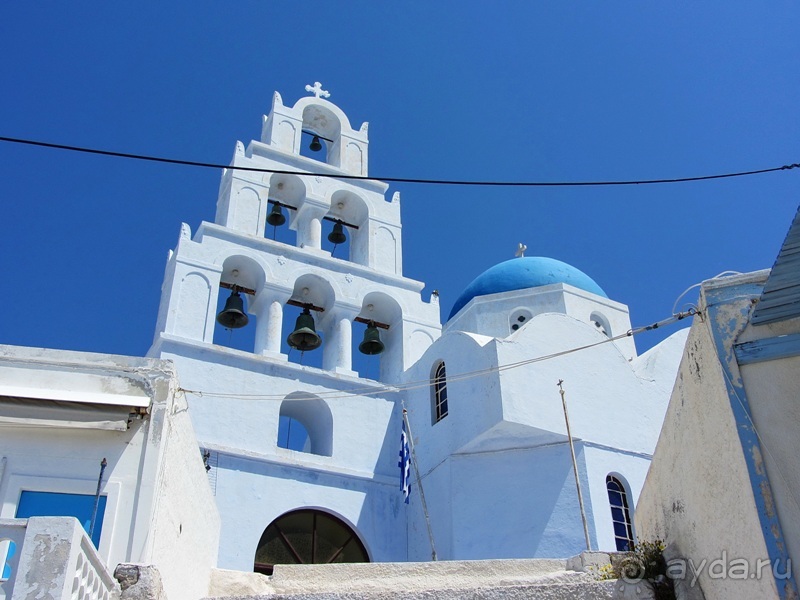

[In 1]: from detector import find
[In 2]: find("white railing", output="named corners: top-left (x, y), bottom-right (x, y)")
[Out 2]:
top-left (0, 519), bottom-right (26, 600)
top-left (0, 517), bottom-right (119, 600)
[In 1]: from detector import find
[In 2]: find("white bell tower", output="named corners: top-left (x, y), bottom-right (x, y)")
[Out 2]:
top-left (146, 86), bottom-right (441, 569)
top-left (150, 84), bottom-right (441, 380)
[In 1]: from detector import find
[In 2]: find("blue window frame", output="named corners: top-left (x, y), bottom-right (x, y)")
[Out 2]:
top-left (606, 476), bottom-right (634, 551)
top-left (16, 491), bottom-right (107, 547)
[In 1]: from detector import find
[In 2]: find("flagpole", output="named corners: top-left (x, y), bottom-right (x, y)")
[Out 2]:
top-left (557, 380), bottom-right (592, 552)
top-left (402, 408), bottom-right (437, 561)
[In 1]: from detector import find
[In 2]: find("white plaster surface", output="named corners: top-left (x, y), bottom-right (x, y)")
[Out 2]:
top-left (208, 559), bottom-right (616, 599)
top-left (0, 346), bottom-right (219, 600)
top-left (634, 286), bottom-right (781, 600)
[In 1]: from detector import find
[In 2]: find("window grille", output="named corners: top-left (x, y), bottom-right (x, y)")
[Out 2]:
top-left (433, 361), bottom-right (448, 423)
top-left (606, 475), bottom-right (634, 551)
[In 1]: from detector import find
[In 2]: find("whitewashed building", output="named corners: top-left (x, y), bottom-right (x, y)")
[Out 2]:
top-left (145, 85), bottom-right (687, 573)
top-left (635, 207), bottom-right (800, 600)
top-left (0, 346), bottom-right (219, 600)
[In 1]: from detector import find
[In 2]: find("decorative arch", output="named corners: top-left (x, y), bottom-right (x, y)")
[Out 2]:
top-left (509, 307), bottom-right (533, 334)
top-left (278, 393), bottom-right (333, 456)
top-left (288, 273), bottom-right (338, 312)
top-left (590, 311), bottom-right (612, 337)
top-left (268, 173), bottom-right (306, 209)
top-left (356, 291), bottom-right (403, 381)
top-left (253, 509), bottom-right (369, 575)
top-left (327, 189), bottom-right (369, 265)
top-left (176, 272), bottom-right (212, 340)
top-left (212, 255), bottom-right (270, 352)
top-left (374, 227), bottom-right (398, 274)
top-left (219, 254), bottom-right (268, 294)
top-left (606, 474), bottom-right (634, 551)
top-left (294, 98), bottom-right (352, 136)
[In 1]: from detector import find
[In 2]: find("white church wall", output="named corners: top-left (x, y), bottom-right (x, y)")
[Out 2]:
top-left (157, 346), bottom-right (399, 477)
top-left (204, 454), bottom-right (406, 570)
top-left (401, 290), bottom-right (682, 563)
top-left (402, 330), bottom-right (502, 473)
top-left (444, 283), bottom-right (637, 359)
top-left (444, 286), bottom-right (567, 338)
top-left (446, 444), bottom-right (591, 560)
top-left (496, 313), bottom-right (672, 456)
top-left (156, 341), bottom-right (407, 567)
top-left (582, 445), bottom-right (652, 552)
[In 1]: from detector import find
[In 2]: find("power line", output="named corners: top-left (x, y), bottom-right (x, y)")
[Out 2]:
top-left (180, 308), bottom-right (697, 401)
top-left (1, 135), bottom-right (798, 188)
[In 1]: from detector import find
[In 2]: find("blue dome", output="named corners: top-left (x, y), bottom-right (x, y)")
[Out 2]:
top-left (448, 257), bottom-right (607, 320)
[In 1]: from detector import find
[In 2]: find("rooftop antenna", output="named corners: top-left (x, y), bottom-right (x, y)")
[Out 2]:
top-left (515, 242), bottom-right (527, 258)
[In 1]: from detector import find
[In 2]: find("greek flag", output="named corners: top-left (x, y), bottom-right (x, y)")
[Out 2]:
top-left (399, 419), bottom-right (411, 504)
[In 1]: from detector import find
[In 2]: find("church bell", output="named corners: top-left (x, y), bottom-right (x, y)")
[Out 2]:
top-left (309, 135), bottom-right (323, 152)
top-left (266, 203), bottom-right (286, 227)
top-left (287, 308), bottom-right (322, 351)
top-left (358, 322), bottom-right (385, 355)
top-left (216, 289), bottom-right (249, 329)
top-left (328, 222), bottom-right (347, 245)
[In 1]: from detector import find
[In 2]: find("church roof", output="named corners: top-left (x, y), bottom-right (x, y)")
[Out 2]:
top-left (448, 256), bottom-right (608, 320)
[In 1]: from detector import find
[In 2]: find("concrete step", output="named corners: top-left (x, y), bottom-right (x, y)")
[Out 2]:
top-left (208, 558), bottom-right (616, 600)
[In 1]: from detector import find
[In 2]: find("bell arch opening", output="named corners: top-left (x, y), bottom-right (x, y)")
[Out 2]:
top-left (265, 173), bottom-right (305, 246)
top-left (281, 274), bottom-right (336, 369)
top-left (352, 292), bottom-right (403, 382)
top-left (324, 190), bottom-right (369, 264)
top-left (213, 255), bottom-right (266, 353)
top-left (253, 509), bottom-right (369, 576)
top-left (299, 104), bottom-right (342, 165)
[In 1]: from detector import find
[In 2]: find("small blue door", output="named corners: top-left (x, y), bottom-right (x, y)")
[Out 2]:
top-left (16, 491), bottom-right (107, 547)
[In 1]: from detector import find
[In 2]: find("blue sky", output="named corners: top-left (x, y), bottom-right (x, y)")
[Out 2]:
top-left (1, 3), bottom-right (798, 361)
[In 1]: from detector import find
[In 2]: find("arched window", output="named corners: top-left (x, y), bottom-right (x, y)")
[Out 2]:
top-left (509, 308), bottom-right (532, 333)
top-left (277, 396), bottom-right (333, 456)
top-left (431, 361), bottom-right (448, 424)
top-left (606, 475), bottom-right (634, 551)
top-left (590, 311), bottom-right (612, 337)
top-left (253, 509), bottom-right (369, 575)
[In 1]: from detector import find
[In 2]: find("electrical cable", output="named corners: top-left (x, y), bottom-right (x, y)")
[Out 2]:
top-left (179, 308), bottom-right (697, 402)
top-left (1, 135), bottom-right (798, 188)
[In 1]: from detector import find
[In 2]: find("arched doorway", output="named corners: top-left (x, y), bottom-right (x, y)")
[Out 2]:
top-left (253, 509), bottom-right (369, 575)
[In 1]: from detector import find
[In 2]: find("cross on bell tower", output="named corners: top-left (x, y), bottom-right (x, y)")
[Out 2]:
top-left (304, 81), bottom-right (330, 99)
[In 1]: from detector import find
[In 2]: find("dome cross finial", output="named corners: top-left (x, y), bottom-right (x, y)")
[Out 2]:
top-left (305, 81), bottom-right (330, 99)
top-left (515, 242), bottom-right (527, 258)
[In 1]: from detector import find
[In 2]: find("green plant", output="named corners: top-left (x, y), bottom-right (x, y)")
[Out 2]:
top-left (612, 539), bottom-right (675, 600)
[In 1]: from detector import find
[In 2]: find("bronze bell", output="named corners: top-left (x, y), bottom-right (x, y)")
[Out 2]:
top-left (216, 290), bottom-right (249, 329)
top-left (359, 322), bottom-right (385, 355)
top-left (266, 203), bottom-right (286, 227)
top-left (287, 308), bottom-right (322, 351)
top-left (309, 135), bottom-right (322, 152)
top-left (328, 222), bottom-right (347, 245)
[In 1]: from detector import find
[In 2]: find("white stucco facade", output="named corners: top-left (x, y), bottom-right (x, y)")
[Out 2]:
top-left (0, 346), bottom-right (220, 600)
top-left (635, 261), bottom-right (800, 600)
